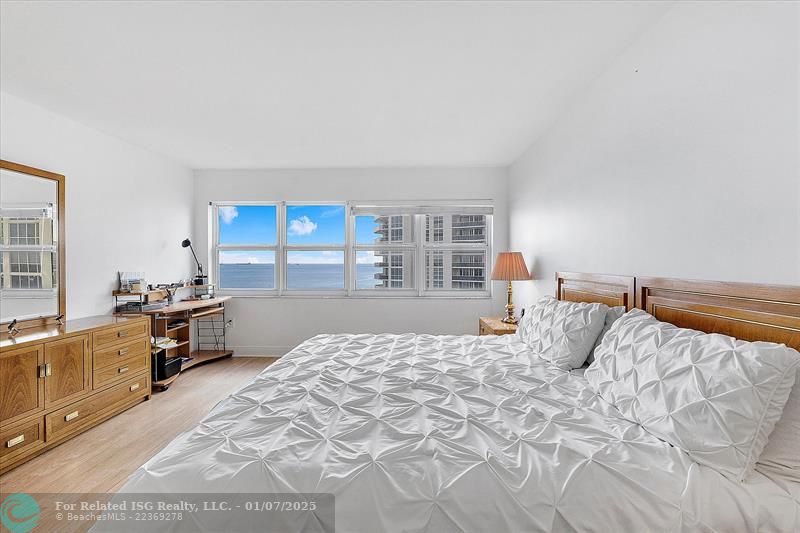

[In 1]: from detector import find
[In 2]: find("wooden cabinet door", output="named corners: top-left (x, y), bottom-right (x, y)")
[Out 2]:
top-left (44, 335), bottom-right (90, 408)
top-left (0, 345), bottom-right (45, 425)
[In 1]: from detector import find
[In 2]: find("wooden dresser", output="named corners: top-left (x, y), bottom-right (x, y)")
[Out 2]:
top-left (0, 315), bottom-right (151, 474)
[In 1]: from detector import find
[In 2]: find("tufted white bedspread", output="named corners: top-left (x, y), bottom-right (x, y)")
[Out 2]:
top-left (103, 334), bottom-right (799, 532)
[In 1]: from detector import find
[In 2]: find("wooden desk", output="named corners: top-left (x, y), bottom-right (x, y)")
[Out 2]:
top-left (134, 297), bottom-right (232, 390)
top-left (138, 296), bottom-right (231, 317)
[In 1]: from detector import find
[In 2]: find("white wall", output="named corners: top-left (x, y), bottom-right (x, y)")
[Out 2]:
top-left (194, 168), bottom-right (509, 354)
top-left (0, 91), bottom-right (195, 318)
top-left (508, 1), bottom-right (800, 307)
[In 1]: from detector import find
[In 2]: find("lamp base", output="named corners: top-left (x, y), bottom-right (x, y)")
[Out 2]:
top-left (501, 281), bottom-right (517, 324)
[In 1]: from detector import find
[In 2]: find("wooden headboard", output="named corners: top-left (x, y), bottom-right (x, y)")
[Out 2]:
top-left (636, 277), bottom-right (800, 351)
top-left (556, 272), bottom-right (635, 311)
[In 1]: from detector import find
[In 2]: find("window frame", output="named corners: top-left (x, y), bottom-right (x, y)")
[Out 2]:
top-left (420, 213), bottom-right (492, 297)
top-left (352, 210), bottom-right (417, 296)
top-left (284, 201), bottom-right (348, 295)
top-left (211, 200), bottom-right (493, 298)
top-left (212, 201), bottom-right (281, 295)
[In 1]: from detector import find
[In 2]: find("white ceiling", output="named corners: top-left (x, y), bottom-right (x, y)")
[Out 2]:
top-left (0, 1), bottom-right (670, 169)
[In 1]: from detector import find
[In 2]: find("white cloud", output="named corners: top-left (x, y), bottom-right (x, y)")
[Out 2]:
top-left (219, 206), bottom-right (239, 224)
top-left (288, 215), bottom-right (317, 236)
top-left (356, 250), bottom-right (378, 264)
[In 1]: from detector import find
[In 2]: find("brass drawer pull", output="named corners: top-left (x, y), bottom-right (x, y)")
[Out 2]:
top-left (65, 411), bottom-right (79, 422)
top-left (39, 364), bottom-right (47, 378)
top-left (6, 435), bottom-right (25, 448)
top-left (45, 363), bottom-right (52, 377)
top-left (118, 330), bottom-right (129, 338)
top-left (130, 383), bottom-right (140, 392)
top-left (118, 366), bottom-right (129, 374)
top-left (118, 348), bottom-right (129, 356)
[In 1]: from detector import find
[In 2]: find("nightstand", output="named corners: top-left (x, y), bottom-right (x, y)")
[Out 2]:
top-left (479, 316), bottom-right (518, 336)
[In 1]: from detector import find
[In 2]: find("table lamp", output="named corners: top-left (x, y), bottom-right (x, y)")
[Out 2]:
top-left (182, 238), bottom-right (207, 285)
top-left (490, 252), bottom-right (532, 324)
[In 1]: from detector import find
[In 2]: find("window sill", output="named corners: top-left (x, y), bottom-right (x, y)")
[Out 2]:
top-left (215, 291), bottom-right (493, 300)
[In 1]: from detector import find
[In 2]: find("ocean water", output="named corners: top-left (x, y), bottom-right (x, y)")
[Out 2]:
top-left (220, 263), bottom-right (382, 289)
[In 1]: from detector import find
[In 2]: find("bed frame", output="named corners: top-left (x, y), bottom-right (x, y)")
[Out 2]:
top-left (556, 272), bottom-right (636, 311)
top-left (636, 277), bottom-right (800, 351)
top-left (556, 272), bottom-right (800, 350)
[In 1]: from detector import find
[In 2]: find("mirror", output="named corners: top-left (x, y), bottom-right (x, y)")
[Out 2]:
top-left (0, 160), bottom-right (65, 328)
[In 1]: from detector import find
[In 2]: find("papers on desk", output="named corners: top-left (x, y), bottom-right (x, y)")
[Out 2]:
top-left (154, 337), bottom-right (179, 350)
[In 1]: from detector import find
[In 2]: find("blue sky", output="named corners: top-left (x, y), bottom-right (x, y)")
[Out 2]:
top-left (355, 215), bottom-right (382, 244)
top-left (286, 204), bottom-right (345, 244)
top-left (219, 205), bottom-right (277, 245)
top-left (220, 204), bottom-right (385, 264)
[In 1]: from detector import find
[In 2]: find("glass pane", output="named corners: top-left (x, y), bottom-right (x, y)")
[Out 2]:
top-left (424, 214), bottom-right (487, 244)
top-left (287, 250), bottom-right (344, 290)
top-left (356, 250), bottom-right (415, 290)
top-left (218, 205), bottom-right (277, 245)
top-left (425, 250), bottom-right (487, 290)
top-left (0, 166), bottom-right (59, 322)
top-left (355, 215), bottom-right (414, 245)
top-left (219, 250), bottom-right (275, 289)
top-left (286, 204), bottom-right (345, 245)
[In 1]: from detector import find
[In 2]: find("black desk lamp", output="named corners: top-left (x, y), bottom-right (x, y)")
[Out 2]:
top-left (182, 239), bottom-right (207, 285)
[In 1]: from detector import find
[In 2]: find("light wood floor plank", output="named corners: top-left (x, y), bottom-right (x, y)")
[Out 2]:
top-left (0, 356), bottom-right (277, 494)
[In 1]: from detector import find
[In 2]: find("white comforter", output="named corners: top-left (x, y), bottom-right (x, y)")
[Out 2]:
top-left (101, 334), bottom-right (799, 532)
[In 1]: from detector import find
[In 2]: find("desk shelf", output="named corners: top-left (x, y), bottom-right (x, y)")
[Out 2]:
top-left (143, 297), bottom-right (232, 392)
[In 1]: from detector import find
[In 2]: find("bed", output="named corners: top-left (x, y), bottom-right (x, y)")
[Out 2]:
top-left (93, 273), bottom-right (800, 532)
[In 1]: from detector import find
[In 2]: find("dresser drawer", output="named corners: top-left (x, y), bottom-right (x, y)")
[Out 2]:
top-left (0, 418), bottom-right (45, 468)
top-left (93, 354), bottom-right (148, 389)
top-left (46, 374), bottom-right (149, 442)
top-left (93, 321), bottom-right (148, 349)
top-left (94, 337), bottom-right (149, 370)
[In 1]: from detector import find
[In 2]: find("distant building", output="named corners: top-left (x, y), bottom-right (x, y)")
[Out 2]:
top-left (0, 204), bottom-right (57, 290)
top-left (372, 214), bottom-right (486, 290)
top-left (372, 215), bottom-right (414, 288)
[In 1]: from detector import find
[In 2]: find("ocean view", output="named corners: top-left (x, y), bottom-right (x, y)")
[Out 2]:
top-left (220, 263), bottom-right (382, 289)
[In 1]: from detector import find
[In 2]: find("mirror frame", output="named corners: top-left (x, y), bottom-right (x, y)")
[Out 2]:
top-left (0, 159), bottom-right (66, 330)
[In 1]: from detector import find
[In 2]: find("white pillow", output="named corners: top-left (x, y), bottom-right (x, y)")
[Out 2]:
top-left (516, 304), bottom-right (534, 342)
top-left (585, 308), bottom-right (799, 482)
top-left (523, 296), bottom-right (608, 370)
top-left (757, 366), bottom-right (800, 481)
top-left (586, 305), bottom-right (625, 364)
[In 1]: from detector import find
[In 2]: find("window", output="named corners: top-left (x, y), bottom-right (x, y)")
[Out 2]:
top-left (9, 221), bottom-right (40, 245)
top-left (426, 215), bottom-right (444, 243)
top-left (212, 202), bottom-right (492, 296)
top-left (216, 205), bottom-right (277, 289)
top-left (285, 204), bottom-right (346, 290)
top-left (9, 251), bottom-right (43, 289)
top-left (422, 214), bottom-right (489, 292)
top-left (425, 251), bottom-right (444, 289)
top-left (354, 212), bottom-right (415, 291)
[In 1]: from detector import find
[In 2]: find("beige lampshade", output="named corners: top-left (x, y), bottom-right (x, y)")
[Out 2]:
top-left (491, 252), bottom-right (532, 281)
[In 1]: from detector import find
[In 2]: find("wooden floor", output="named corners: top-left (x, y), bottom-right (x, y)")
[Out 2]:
top-left (0, 356), bottom-right (276, 494)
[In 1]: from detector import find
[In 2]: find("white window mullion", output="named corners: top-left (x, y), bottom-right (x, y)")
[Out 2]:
top-left (345, 201), bottom-right (354, 296)
top-left (415, 214), bottom-right (424, 296)
top-left (278, 201), bottom-right (286, 296)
